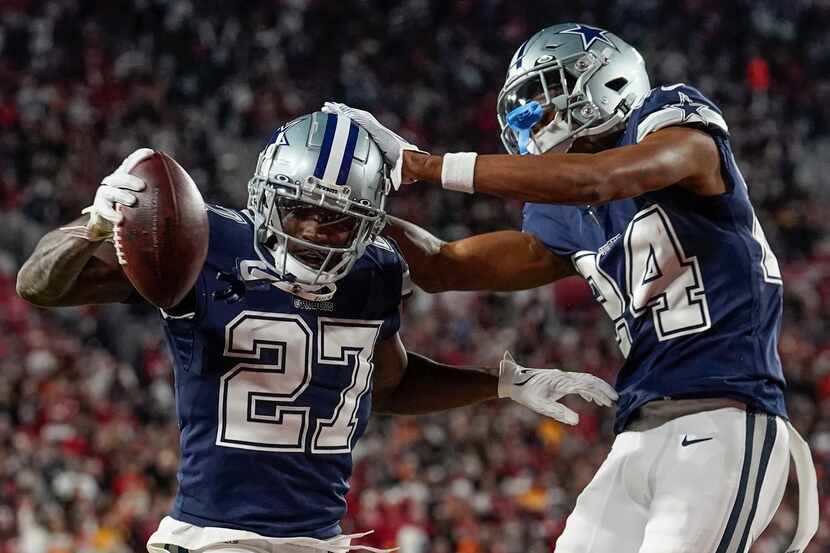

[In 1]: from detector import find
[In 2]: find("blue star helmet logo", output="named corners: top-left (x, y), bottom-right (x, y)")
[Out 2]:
top-left (558, 24), bottom-right (619, 52)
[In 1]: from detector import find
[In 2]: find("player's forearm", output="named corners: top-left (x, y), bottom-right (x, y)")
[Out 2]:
top-left (409, 152), bottom-right (606, 205)
top-left (387, 218), bottom-right (570, 293)
top-left (385, 217), bottom-right (499, 292)
top-left (373, 352), bottom-right (498, 415)
top-left (385, 217), bottom-right (451, 293)
top-left (386, 218), bottom-right (515, 293)
top-left (17, 226), bottom-right (105, 306)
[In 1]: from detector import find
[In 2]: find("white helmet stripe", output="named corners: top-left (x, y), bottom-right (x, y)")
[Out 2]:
top-left (313, 113), bottom-right (338, 178)
top-left (321, 114), bottom-right (355, 185)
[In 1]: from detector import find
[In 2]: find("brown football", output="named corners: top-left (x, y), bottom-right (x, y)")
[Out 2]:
top-left (113, 151), bottom-right (209, 309)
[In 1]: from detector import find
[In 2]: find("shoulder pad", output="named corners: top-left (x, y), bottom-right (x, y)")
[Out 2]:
top-left (627, 83), bottom-right (728, 143)
top-left (206, 204), bottom-right (250, 225)
top-left (522, 203), bottom-right (586, 258)
top-left (362, 237), bottom-right (412, 298)
top-left (204, 204), bottom-right (255, 258)
top-left (363, 236), bottom-right (404, 270)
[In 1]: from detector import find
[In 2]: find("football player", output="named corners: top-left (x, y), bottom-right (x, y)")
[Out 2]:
top-left (324, 23), bottom-right (819, 553)
top-left (16, 112), bottom-right (617, 553)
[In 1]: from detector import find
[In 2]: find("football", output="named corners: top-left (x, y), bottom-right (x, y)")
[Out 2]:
top-left (113, 151), bottom-right (209, 310)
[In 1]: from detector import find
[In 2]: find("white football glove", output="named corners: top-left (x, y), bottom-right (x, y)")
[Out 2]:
top-left (82, 148), bottom-right (153, 241)
top-left (321, 101), bottom-right (427, 190)
top-left (498, 351), bottom-right (618, 425)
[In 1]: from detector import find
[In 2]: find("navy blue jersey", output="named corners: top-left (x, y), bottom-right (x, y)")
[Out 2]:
top-left (523, 83), bottom-right (787, 433)
top-left (160, 205), bottom-right (407, 538)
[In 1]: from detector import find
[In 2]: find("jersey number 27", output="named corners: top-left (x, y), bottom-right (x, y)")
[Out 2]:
top-left (216, 311), bottom-right (382, 454)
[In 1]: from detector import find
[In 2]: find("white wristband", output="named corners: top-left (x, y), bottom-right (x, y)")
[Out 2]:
top-left (441, 152), bottom-right (477, 193)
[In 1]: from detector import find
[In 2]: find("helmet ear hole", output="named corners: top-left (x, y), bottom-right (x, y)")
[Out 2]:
top-left (605, 77), bottom-right (628, 92)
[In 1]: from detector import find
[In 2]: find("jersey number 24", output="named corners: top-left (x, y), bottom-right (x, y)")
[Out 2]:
top-left (573, 205), bottom-right (781, 356)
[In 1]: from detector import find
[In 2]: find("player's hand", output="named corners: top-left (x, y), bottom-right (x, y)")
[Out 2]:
top-left (498, 351), bottom-right (618, 424)
top-left (321, 101), bottom-right (428, 190)
top-left (82, 148), bottom-right (152, 241)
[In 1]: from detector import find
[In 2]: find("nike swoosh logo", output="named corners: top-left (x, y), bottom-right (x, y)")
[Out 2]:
top-left (513, 374), bottom-right (539, 386)
top-left (681, 435), bottom-right (714, 447)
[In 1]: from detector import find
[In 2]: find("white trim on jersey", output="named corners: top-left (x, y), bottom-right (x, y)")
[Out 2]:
top-left (159, 308), bottom-right (196, 320)
top-left (636, 104), bottom-right (729, 143)
top-left (401, 267), bottom-right (413, 297)
top-left (751, 213), bottom-right (784, 285)
top-left (370, 236), bottom-right (395, 252)
top-left (206, 204), bottom-right (247, 224)
top-left (371, 236), bottom-right (412, 297)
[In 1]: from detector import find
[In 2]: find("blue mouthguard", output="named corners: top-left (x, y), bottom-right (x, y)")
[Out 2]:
top-left (506, 101), bottom-right (544, 155)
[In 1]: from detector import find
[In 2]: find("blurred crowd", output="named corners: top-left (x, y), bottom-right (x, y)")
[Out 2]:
top-left (1, 0), bottom-right (829, 552)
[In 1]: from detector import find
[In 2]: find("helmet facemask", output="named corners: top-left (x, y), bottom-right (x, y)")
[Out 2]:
top-left (275, 198), bottom-right (361, 270)
top-left (247, 152), bottom-right (386, 293)
top-left (498, 49), bottom-right (630, 155)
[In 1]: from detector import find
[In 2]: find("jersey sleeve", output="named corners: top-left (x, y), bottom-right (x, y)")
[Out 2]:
top-left (366, 237), bottom-right (408, 341)
top-left (624, 83), bottom-right (729, 144)
top-left (159, 206), bottom-right (240, 375)
top-left (522, 202), bottom-right (585, 258)
top-left (399, 252), bottom-right (413, 299)
top-left (159, 276), bottom-right (207, 375)
top-left (379, 309), bottom-right (401, 341)
top-left (160, 204), bottom-right (248, 324)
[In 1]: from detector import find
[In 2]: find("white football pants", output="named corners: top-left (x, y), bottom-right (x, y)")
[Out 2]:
top-left (154, 544), bottom-right (328, 553)
top-left (555, 407), bottom-right (814, 553)
top-left (147, 517), bottom-right (393, 553)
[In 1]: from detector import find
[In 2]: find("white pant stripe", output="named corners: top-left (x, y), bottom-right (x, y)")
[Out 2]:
top-left (717, 412), bottom-right (778, 553)
top-left (554, 407), bottom-right (791, 553)
top-left (734, 414), bottom-right (778, 553)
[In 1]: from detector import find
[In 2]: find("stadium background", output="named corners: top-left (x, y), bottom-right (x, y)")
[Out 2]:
top-left (0, 0), bottom-right (828, 551)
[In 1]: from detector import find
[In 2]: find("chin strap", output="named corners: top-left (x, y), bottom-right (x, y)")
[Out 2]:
top-left (272, 279), bottom-right (337, 302)
top-left (507, 100), bottom-right (578, 155)
top-left (527, 124), bottom-right (575, 154)
top-left (206, 247), bottom-right (340, 305)
top-left (236, 257), bottom-right (339, 302)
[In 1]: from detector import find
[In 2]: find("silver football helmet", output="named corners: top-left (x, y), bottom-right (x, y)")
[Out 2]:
top-left (497, 23), bottom-right (651, 155)
top-left (247, 111), bottom-right (388, 295)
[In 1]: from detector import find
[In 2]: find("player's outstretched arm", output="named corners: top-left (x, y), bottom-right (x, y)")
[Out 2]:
top-left (16, 215), bottom-right (136, 306)
top-left (17, 149), bottom-right (153, 307)
top-left (386, 216), bottom-right (574, 293)
top-left (372, 333), bottom-right (498, 415)
top-left (371, 334), bottom-right (617, 423)
top-left (404, 126), bottom-right (725, 203)
top-left (322, 102), bottom-right (724, 201)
